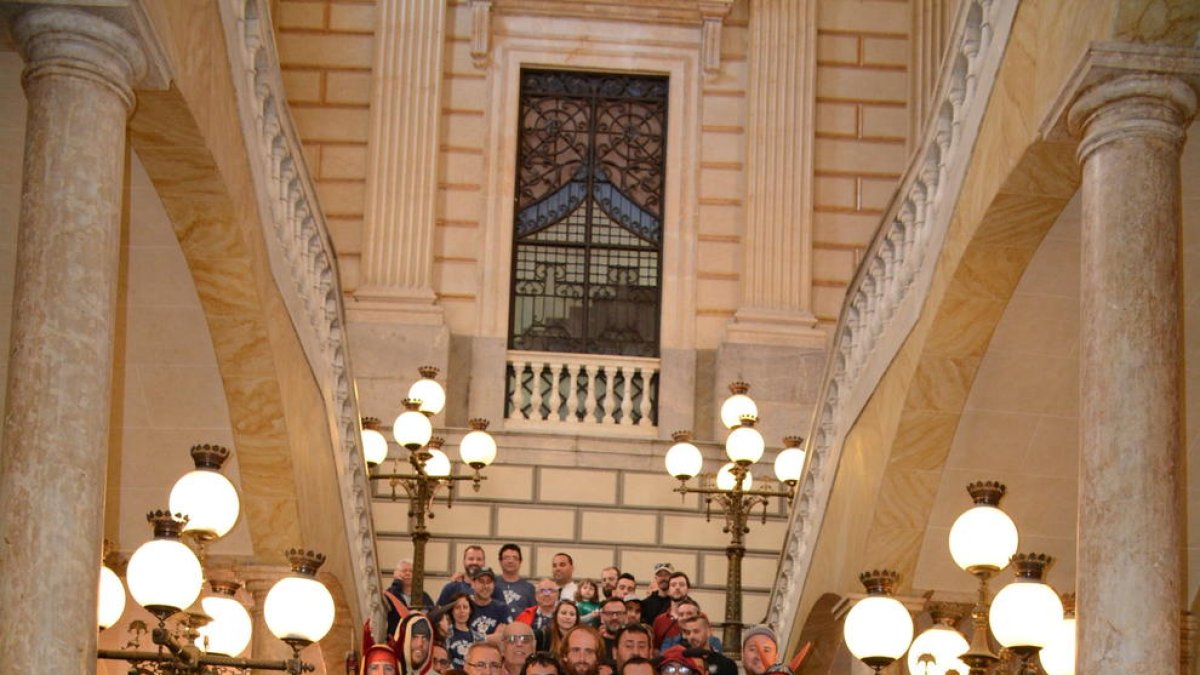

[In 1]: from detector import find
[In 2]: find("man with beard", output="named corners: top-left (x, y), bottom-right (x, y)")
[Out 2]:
top-left (740, 626), bottom-right (781, 675)
top-left (496, 543), bottom-right (536, 622)
top-left (612, 623), bottom-right (652, 670)
top-left (640, 563), bottom-right (673, 625)
top-left (500, 621), bottom-right (537, 675)
top-left (597, 596), bottom-right (627, 659)
top-left (678, 613), bottom-right (722, 653)
top-left (651, 573), bottom-right (692, 649)
top-left (438, 545), bottom-right (487, 606)
top-left (560, 625), bottom-right (604, 675)
top-left (599, 566), bottom-right (620, 599)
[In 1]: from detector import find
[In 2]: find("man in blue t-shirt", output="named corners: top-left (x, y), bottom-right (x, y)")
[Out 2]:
top-left (438, 544), bottom-right (487, 607)
top-left (468, 566), bottom-right (511, 637)
top-left (494, 543), bottom-right (536, 622)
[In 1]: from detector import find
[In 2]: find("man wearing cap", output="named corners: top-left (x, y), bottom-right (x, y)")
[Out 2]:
top-left (362, 643), bottom-right (401, 675)
top-left (640, 563), bottom-right (673, 624)
top-left (439, 544), bottom-right (487, 606)
top-left (741, 626), bottom-right (781, 675)
top-left (622, 596), bottom-right (643, 627)
top-left (468, 566), bottom-right (511, 636)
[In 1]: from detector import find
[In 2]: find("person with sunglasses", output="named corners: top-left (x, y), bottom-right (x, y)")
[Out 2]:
top-left (501, 622), bottom-right (539, 675)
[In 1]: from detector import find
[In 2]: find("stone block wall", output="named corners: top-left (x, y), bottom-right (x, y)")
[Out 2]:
top-left (372, 429), bottom-right (793, 626)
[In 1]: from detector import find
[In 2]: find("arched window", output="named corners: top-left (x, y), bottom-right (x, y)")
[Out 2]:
top-left (508, 69), bottom-right (668, 358)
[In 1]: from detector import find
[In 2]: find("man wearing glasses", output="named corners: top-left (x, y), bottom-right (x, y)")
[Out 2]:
top-left (500, 622), bottom-right (538, 675)
top-left (597, 596), bottom-right (627, 659)
top-left (465, 642), bottom-right (505, 675)
top-left (515, 578), bottom-right (559, 632)
top-left (430, 644), bottom-right (453, 675)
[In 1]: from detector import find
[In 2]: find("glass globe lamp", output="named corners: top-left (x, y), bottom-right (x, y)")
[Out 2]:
top-left (393, 399), bottom-right (433, 450)
top-left (715, 462), bottom-right (752, 491)
top-left (948, 481), bottom-right (1018, 575)
top-left (425, 447), bottom-right (452, 477)
top-left (843, 570), bottom-right (914, 672)
top-left (169, 444), bottom-right (240, 540)
top-left (1039, 597), bottom-right (1076, 675)
top-left (408, 366), bottom-right (446, 415)
top-left (774, 436), bottom-right (806, 484)
top-left (665, 431), bottom-right (703, 480)
top-left (126, 511), bottom-right (204, 621)
top-left (97, 563), bottom-right (127, 630)
top-left (265, 549), bottom-right (336, 649)
top-left (719, 382), bottom-right (757, 429)
top-left (906, 623), bottom-right (968, 675)
top-left (459, 418), bottom-right (497, 468)
top-left (198, 580), bottom-right (252, 657)
top-left (989, 554), bottom-right (1064, 661)
top-left (361, 417), bottom-right (389, 467)
top-left (725, 420), bottom-right (765, 465)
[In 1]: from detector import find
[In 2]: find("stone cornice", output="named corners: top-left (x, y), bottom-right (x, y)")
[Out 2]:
top-left (216, 0), bottom-right (383, 636)
top-left (763, 0), bottom-right (1020, 642)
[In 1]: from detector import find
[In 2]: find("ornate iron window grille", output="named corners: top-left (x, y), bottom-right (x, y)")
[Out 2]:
top-left (508, 69), bottom-right (668, 359)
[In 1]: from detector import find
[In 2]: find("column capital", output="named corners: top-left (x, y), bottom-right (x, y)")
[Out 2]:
top-left (11, 5), bottom-right (170, 113)
top-left (1041, 41), bottom-right (1200, 155)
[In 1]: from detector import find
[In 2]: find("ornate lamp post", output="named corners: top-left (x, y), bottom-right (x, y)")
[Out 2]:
top-left (662, 383), bottom-right (805, 654)
top-left (97, 446), bottom-right (333, 674)
top-left (364, 367), bottom-right (498, 611)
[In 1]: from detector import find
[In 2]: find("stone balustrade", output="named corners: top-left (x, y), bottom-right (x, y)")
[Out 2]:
top-left (505, 351), bottom-right (660, 435)
top-left (216, 0), bottom-right (384, 633)
top-left (765, 0), bottom-right (1019, 639)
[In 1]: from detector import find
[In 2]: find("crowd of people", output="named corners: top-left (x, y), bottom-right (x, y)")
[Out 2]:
top-left (364, 544), bottom-right (793, 675)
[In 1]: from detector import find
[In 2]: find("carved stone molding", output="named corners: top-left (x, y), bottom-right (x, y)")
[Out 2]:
top-left (764, 0), bottom-right (1020, 642)
top-left (474, 0), bottom-right (736, 76)
top-left (217, 0), bottom-right (384, 636)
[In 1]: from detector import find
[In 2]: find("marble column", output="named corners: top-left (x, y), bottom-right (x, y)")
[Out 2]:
top-left (356, 0), bottom-right (446, 324)
top-left (0, 7), bottom-right (146, 674)
top-left (725, 0), bottom-right (823, 349)
top-left (242, 567), bottom-right (297, 670)
top-left (1069, 70), bottom-right (1197, 673)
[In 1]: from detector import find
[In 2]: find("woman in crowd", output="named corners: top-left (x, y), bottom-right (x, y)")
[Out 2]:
top-left (444, 593), bottom-right (482, 669)
top-left (537, 599), bottom-right (579, 654)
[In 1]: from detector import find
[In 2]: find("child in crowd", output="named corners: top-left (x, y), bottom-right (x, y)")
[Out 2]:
top-left (574, 579), bottom-right (602, 625)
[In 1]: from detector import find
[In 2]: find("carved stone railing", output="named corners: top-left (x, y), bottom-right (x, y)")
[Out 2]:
top-left (216, 0), bottom-right (383, 633)
top-left (504, 351), bottom-right (659, 436)
top-left (764, 0), bottom-right (1019, 640)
